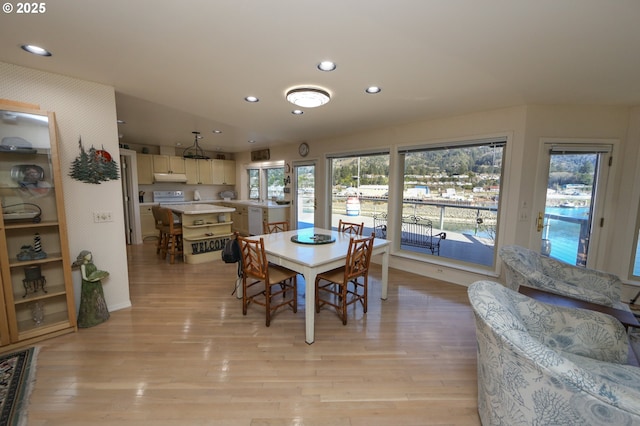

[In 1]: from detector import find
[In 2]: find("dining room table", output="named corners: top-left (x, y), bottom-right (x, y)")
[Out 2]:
top-left (246, 227), bottom-right (391, 344)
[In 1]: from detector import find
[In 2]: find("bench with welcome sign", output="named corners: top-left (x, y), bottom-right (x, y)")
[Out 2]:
top-left (373, 213), bottom-right (446, 255)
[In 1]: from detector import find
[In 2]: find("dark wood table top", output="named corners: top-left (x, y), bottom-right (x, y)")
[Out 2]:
top-left (518, 286), bottom-right (640, 329)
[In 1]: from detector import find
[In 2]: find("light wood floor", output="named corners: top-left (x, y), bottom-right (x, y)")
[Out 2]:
top-left (27, 242), bottom-right (481, 425)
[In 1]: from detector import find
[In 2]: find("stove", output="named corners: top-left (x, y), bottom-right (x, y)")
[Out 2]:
top-left (153, 190), bottom-right (185, 204)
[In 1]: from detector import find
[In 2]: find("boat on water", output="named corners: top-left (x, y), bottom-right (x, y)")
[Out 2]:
top-left (559, 201), bottom-right (577, 208)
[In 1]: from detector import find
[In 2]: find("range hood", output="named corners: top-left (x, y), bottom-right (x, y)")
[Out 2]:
top-left (153, 173), bottom-right (188, 183)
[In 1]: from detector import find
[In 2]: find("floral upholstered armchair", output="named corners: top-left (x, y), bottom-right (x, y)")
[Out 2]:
top-left (468, 280), bottom-right (640, 425)
top-left (498, 244), bottom-right (626, 310)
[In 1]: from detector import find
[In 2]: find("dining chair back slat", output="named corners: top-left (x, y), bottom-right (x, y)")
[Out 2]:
top-left (263, 220), bottom-right (289, 234)
top-left (338, 219), bottom-right (364, 236)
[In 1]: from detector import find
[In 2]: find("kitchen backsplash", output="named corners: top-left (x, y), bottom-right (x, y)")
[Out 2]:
top-left (138, 183), bottom-right (233, 203)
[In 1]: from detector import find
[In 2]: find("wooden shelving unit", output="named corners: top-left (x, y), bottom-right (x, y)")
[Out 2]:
top-left (0, 101), bottom-right (77, 351)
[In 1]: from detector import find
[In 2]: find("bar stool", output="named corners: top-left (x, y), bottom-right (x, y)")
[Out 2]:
top-left (160, 208), bottom-right (183, 264)
top-left (151, 205), bottom-right (168, 255)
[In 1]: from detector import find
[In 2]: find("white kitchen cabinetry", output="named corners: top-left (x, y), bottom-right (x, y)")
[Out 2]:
top-left (136, 153), bottom-right (154, 185)
top-left (139, 206), bottom-right (157, 240)
top-left (211, 159), bottom-right (235, 185)
top-left (153, 155), bottom-right (185, 174)
top-left (185, 158), bottom-right (213, 185)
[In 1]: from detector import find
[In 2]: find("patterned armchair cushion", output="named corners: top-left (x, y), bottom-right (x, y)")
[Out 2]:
top-left (499, 245), bottom-right (624, 309)
top-left (469, 280), bottom-right (640, 425)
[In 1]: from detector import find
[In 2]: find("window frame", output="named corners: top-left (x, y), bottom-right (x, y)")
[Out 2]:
top-left (396, 138), bottom-right (507, 269)
top-left (246, 161), bottom-right (285, 201)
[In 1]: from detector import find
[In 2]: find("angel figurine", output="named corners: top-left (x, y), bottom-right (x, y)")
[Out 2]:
top-left (73, 250), bottom-right (110, 327)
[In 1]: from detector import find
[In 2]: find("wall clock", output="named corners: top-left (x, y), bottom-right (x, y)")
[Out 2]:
top-left (299, 142), bottom-right (309, 157)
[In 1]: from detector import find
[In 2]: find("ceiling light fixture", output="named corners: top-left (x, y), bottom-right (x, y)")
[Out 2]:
top-left (182, 131), bottom-right (209, 159)
top-left (317, 61), bottom-right (336, 71)
top-left (244, 96), bottom-right (259, 103)
top-left (292, 110), bottom-right (304, 115)
top-left (365, 86), bottom-right (382, 94)
top-left (286, 87), bottom-right (331, 108)
top-left (21, 44), bottom-right (52, 56)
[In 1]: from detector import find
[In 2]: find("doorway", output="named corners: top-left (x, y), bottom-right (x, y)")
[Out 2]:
top-left (119, 149), bottom-right (143, 245)
top-left (536, 142), bottom-right (613, 267)
top-left (294, 162), bottom-right (316, 229)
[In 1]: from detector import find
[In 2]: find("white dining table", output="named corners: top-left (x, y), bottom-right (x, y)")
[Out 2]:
top-left (246, 227), bottom-right (391, 344)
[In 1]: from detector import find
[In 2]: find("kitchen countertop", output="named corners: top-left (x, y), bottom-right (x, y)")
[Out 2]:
top-left (220, 200), bottom-right (291, 209)
top-left (140, 200), bottom-right (290, 209)
top-left (163, 203), bottom-right (235, 214)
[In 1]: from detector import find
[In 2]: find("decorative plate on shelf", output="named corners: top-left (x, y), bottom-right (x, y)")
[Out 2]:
top-left (10, 164), bottom-right (44, 183)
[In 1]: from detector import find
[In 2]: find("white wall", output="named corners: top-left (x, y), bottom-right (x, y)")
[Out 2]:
top-left (0, 62), bottom-right (132, 312)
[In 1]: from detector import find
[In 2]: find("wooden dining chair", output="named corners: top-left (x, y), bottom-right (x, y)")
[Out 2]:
top-left (151, 205), bottom-right (168, 255)
top-left (263, 220), bottom-right (289, 234)
top-left (238, 236), bottom-right (298, 326)
top-left (160, 208), bottom-right (183, 264)
top-left (315, 234), bottom-right (374, 325)
top-left (338, 219), bottom-right (364, 236)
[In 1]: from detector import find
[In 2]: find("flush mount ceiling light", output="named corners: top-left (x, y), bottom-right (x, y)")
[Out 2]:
top-left (317, 61), bottom-right (336, 72)
top-left (286, 87), bottom-right (331, 108)
top-left (21, 44), bottom-right (52, 56)
top-left (365, 86), bottom-right (382, 94)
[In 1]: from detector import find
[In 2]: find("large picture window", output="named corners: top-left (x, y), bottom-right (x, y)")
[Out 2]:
top-left (329, 152), bottom-right (390, 236)
top-left (398, 139), bottom-right (506, 268)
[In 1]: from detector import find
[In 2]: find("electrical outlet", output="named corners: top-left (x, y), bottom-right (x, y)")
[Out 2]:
top-left (93, 211), bottom-right (114, 223)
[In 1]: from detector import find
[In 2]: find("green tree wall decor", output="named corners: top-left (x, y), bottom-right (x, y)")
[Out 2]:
top-left (69, 137), bottom-right (119, 184)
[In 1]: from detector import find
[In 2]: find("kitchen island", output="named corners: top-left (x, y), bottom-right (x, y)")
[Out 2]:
top-left (165, 204), bottom-right (235, 264)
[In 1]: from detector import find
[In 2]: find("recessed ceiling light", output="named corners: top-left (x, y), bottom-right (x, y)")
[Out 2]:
top-left (317, 61), bottom-right (336, 72)
top-left (212, 129), bottom-right (222, 134)
top-left (117, 119), bottom-right (126, 124)
top-left (286, 87), bottom-right (331, 108)
top-left (245, 96), bottom-right (259, 103)
top-left (21, 44), bottom-right (52, 56)
top-left (176, 142), bottom-right (182, 146)
top-left (292, 110), bottom-right (304, 115)
top-left (248, 140), bottom-right (256, 144)
top-left (365, 86), bottom-right (382, 94)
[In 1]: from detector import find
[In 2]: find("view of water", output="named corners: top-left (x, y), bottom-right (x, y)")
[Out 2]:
top-left (542, 206), bottom-right (590, 266)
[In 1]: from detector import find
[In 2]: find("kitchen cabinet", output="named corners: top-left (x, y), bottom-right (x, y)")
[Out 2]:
top-left (219, 202), bottom-right (288, 236)
top-left (211, 159), bottom-right (236, 185)
top-left (0, 101), bottom-right (77, 349)
top-left (220, 203), bottom-right (248, 235)
top-left (185, 158), bottom-right (213, 185)
top-left (153, 155), bottom-right (185, 174)
top-left (137, 153), bottom-right (154, 185)
top-left (263, 206), bottom-right (289, 225)
top-left (139, 205), bottom-right (157, 240)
